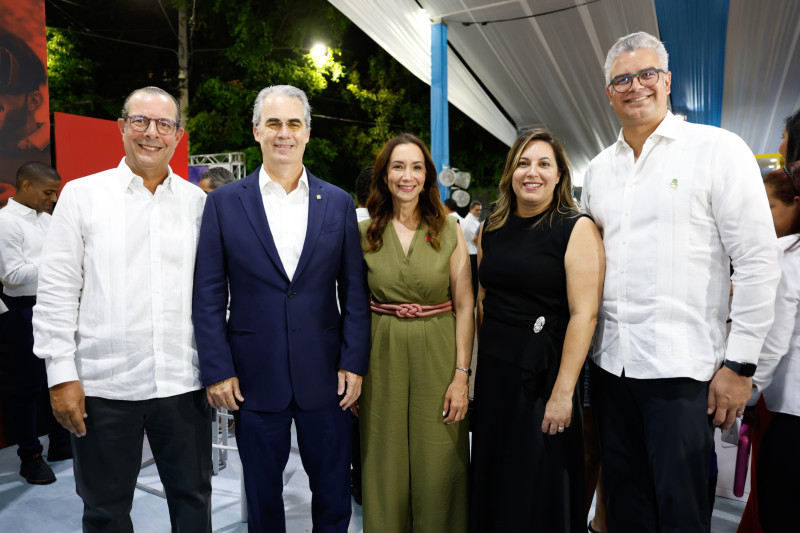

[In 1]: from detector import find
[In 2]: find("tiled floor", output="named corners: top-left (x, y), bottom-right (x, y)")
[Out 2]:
top-left (0, 429), bottom-right (745, 532)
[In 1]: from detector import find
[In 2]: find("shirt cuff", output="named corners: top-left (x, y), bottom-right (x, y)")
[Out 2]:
top-left (724, 334), bottom-right (763, 366)
top-left (46, 357), bottom-right (80, 388)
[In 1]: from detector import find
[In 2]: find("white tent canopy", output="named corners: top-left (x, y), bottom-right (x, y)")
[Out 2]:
top-left (329, 0), bottom-right (800, 185)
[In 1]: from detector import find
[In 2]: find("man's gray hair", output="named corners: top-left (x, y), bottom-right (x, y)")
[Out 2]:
top-left (120, 86), bottom-right (182, 127)
top-left (470, 200), bottom-right (482, 209)
top-left (603, 32), bottom-right (669, 85)
top-left (252, 85), bottom-right (312, 129)
top-left (201, 167), bottom-right (235, 190)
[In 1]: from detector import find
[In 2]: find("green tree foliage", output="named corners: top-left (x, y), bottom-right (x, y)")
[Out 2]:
top-left (45, 0), bottom-right (506, 194)
top-left (46, 29), bottom-right (102, 117)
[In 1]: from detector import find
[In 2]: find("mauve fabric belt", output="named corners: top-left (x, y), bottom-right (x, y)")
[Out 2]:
top-left (370, 298), bottom-right (453, 318)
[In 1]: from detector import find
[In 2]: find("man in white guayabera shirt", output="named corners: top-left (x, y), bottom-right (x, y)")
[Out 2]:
top-left (581, 32), bottom-right (781, 532)
top-left (32, 86), bottom-right (211, 532)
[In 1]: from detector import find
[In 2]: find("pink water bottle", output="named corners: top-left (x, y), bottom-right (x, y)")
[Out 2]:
top-left (733, 422), bottom-right (751, 497)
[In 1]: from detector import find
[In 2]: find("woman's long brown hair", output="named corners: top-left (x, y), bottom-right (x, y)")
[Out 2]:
top-left (364, 133), bottom-right (446, 252)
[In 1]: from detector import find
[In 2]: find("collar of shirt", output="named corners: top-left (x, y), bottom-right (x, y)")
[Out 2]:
top-left (614, 110), bottom-right (681, 155)
top-left (4, 197), bottom-right (40, 222)
top-left (115, 158), bottom-right (176, 195)
top-left (258, 165), bottom-right (309, 198)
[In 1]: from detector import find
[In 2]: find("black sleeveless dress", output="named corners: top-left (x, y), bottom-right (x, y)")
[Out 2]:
top-left (470, 211), bottom-right (586, 533)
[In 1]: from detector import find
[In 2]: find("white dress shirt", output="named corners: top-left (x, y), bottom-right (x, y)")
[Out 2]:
top-left (258, 165), bottom-right (309, 281)
top-left (462, 212), bottom-right (480, 255)
top-left (33, 159), bottom-right (206, 400)
top-left (447, 211), bottom-right (464, 226)
top-left (753, 236), bottom-right (800, 416)
top-left (355, 207), bottom-right (370, 223)
top-left (582, 111), bottom-right (781, 381)
top-left (0, 198), bottom-right (51, 297)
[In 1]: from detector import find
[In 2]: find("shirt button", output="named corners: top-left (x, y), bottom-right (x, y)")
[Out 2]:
top-left (624, 212), bottom-right (629, 216)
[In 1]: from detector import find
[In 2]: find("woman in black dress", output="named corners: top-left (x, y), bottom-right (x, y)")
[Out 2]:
top-left (470, 128), bottom-right (605, 532)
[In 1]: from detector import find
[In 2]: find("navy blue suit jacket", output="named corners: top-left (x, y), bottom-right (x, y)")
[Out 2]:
top-left (192, 169), bottom-right (370, 412)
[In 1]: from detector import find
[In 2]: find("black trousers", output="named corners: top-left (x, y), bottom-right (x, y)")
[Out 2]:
top-left (73, 390), bottom-right (212, 533)
top-left (0, 294), bottom-right (69, 460)
top-left (590, 361), bottom-right (713, 533)
top-left (757, 412), bottom-right (800, 531)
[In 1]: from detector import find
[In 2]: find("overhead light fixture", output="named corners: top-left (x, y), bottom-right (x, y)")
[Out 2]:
top-left (309, 43), bottom-right (328, 68)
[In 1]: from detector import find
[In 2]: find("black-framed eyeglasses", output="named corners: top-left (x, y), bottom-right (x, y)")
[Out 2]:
top-left (608, 68), bottom-right (664, 93)
top-left (125, 115), bottom-right (178, 135)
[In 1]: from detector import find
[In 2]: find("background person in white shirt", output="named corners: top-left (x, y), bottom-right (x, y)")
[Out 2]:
top-left (355, 165), bottom-right (372, 223)
top-left (443, 198), bottom-right (464, 225)
top-left (581, 32), bottom-right (781, 532)
top-left (461, 201), bottom-right (482, 305)
top-left (32, 87), bottom-right (212, 532)
top-left (0, 161), bottom-right (70, 486)
top-left (750, 160), bottom-right (800, 532)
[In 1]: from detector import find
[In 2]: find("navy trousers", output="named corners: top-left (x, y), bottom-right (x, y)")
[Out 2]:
top-left (0, 294), bottom-right (69, 460)
top-left (234, 399), bottom-right (352, 533)
top-left (590, 361), bottom-right (713, 533)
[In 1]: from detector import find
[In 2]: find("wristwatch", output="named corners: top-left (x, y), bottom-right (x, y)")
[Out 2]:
top-left (723, 359), bottom-right (757, 377)
top-left (456, 366), bottom-right (472, 377)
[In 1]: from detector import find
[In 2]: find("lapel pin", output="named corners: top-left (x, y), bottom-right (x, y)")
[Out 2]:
top-left (316, 194), bottom-right (322, 200)
top-left (670, 179), bottom-right (678, 190)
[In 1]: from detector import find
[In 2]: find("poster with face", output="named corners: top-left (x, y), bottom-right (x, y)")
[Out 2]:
top-left (0, 0), bottom-right (50, 209)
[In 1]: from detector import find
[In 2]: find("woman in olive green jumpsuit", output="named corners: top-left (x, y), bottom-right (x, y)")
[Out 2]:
top-left (358, 133), bottom-right (474, 533)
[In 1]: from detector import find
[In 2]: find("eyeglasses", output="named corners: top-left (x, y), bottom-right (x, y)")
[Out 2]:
top-left (608, 68), bottom-right (664, 94)
top-left (126, 115), bottom-right (178, 135)
top-left (263, 119), bottom-right (304, 131)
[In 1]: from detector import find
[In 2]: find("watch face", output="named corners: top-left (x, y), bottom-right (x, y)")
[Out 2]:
top-left (739, 363), bottom-right (757, 377)
top-left (725, 360), bottom-right (757, 377)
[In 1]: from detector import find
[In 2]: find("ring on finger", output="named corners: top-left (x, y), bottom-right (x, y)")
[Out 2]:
top-left (736, 410), bottom-right (745, 417)
top-left (557, 426), bottom-right (565, 433)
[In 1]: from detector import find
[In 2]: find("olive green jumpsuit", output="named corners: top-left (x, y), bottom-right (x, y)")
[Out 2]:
top-left (359, 217), bottom-right (469, 533)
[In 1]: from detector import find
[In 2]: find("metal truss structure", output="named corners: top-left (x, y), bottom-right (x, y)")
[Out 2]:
top-left (189, 152), bottom-right (247, 180)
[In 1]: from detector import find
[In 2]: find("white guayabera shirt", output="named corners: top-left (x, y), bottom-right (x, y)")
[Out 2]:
top-left (33, 159), bottom-right (206, 400)
top-left (582, 111), bottom-right (781, 381)
top-left (0, 198), bottom-right (51, 296)
top-left (753, 236), bottom-right (800, 416)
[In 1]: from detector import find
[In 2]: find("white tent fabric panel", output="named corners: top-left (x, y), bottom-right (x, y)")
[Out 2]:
top-left (328, 0), bottom-right (518, 147)
top-left (721, 0), bottom-right (800, 155)
top-left (330, 0), bottom-right (800, 183)
top-left (434, 0), bottom-right (659, 182)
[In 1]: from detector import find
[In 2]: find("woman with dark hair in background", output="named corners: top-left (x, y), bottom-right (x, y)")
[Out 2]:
top-left (779, 109), bottom-right (800, 165)
top-left (747, 160), bottom-right (800, 531)
top-left (470, 128), bottom-right (604, 532)
top-left (738, 111), bottom-right (800, 533)
top-left (358, 133), bottom-right (473, 532)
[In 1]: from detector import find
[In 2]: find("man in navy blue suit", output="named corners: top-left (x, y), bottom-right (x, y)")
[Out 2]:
top-left (192, 85), bottom-right (370, 532)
